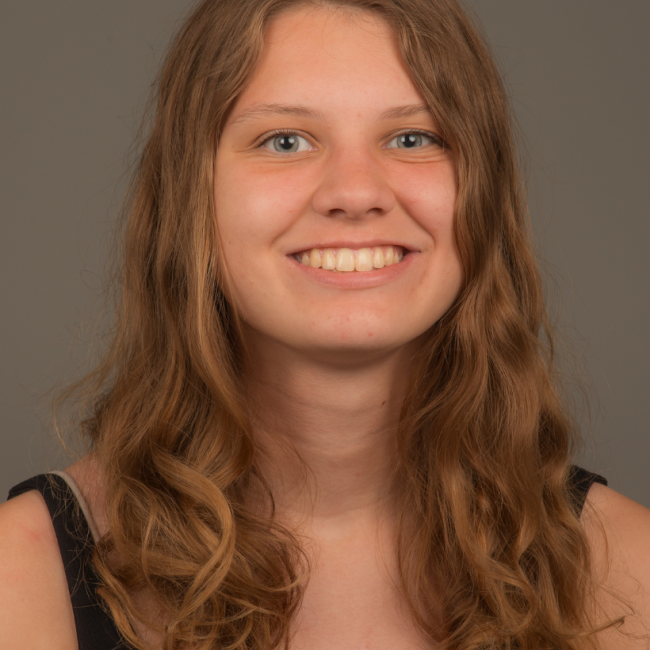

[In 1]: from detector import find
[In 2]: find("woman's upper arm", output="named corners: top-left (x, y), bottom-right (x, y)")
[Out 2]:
top-left (584, 482), bottom-right (650, 649)
top-left (0, 490), bottom-right (77, 650)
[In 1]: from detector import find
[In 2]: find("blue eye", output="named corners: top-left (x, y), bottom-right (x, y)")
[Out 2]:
top-left (261, 132), bottom-right (313, 153)
top-left (386, 132), bottom-right (441, 149)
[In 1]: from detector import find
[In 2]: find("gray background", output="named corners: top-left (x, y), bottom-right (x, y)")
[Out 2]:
top-left (1, 1), bottom-right (648, 505)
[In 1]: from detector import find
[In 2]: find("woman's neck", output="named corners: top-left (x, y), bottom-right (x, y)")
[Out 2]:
top-left (244, 333), bottom-right (416, 526)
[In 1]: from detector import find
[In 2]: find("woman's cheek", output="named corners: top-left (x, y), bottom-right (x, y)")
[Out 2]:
top-left (393, 163), bottom-right (457, 236)
top-left (219, 164), bottom-right (316, 242)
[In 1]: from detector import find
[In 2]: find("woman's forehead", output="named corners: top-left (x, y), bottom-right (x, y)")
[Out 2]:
top-left (228, 5), bottom-right (425, 124)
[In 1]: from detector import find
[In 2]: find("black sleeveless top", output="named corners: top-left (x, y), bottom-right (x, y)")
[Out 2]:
top-left (7, 466), bottom-right (607, 650)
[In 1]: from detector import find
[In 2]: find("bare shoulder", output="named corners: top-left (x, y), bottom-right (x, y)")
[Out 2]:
top-left (582, 482), bottom-right (650, 649)
top-left (585, 482), bottom-right (650, 579)
top-left (0, 490), bottom-right (77, 649)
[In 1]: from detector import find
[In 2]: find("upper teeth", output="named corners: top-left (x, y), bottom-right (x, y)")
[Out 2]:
top-left (295, 246), bottom-right (405, 272)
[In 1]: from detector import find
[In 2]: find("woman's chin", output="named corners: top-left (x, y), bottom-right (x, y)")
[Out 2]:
top-left (240, 309), bottom-right (434, 362)
top-left (278, 327), bottom-right (424, 363)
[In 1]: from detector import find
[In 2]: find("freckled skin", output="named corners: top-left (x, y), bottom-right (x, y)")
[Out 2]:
top-left (214, 7), bottom-right (462, 360)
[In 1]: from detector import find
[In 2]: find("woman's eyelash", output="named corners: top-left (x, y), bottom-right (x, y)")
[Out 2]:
top-left (257, 129), bottom-right (301, 146)
top-left (390, 129), bottom-right (446, 148)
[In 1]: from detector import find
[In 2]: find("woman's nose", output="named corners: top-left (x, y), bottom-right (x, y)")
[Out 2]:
top-left (310, 146), bottom-right (396, 220)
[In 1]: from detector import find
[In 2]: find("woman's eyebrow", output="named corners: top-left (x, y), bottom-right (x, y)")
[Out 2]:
top-left (229, 102), bottom-right (432, 125)
top-left (379, 103), bottom-right (433, 120)
top-left (230, 103), bottom-right (326, 125)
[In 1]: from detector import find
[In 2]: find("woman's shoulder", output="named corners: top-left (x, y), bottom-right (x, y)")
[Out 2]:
top-left (583, 482), bottom-right (650, 649)
top-left (0, 488), bottom-right (78, 649)
top-left (585, 481), bottom-right (650, 568)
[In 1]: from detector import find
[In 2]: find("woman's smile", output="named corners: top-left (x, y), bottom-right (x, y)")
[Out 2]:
top-left (287, 246), bottom-right (420, 290)
top-left (291, 245), bottom-right (407, 271)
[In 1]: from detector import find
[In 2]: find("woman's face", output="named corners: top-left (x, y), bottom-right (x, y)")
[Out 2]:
top-left (215, 6), bottom-right (461, 358)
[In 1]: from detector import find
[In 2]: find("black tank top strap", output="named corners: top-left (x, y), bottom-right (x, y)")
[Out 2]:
top-left (567, 465), bottom-right (608, 516)
top-left (7, 474), bottom-right (129, 650)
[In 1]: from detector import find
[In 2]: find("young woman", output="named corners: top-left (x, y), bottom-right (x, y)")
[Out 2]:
top-left (1, 0), bottom-right (649, 649)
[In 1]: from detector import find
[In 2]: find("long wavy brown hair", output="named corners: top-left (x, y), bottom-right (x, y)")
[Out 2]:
top-left (62, 0), bottom-right (621, 648)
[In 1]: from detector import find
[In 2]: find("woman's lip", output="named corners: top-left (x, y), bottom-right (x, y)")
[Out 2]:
top-left (287, 243), bottom-right (416, 255)
top-left (286, 250), bottom-right (419, 289)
